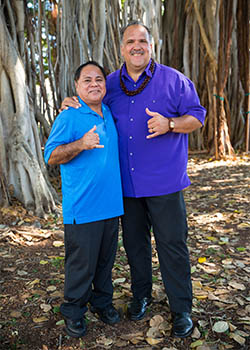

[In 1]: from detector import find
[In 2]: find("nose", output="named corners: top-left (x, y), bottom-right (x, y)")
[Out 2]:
top-left (90, 80), bottom-right (98, 86)
top-left (134, 41), bottom-right (141, 49)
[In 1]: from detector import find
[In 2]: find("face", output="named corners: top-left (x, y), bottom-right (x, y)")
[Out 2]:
top-left (75, 65), bottom-right (106, 106)
top-left (120, 25), bottom-right (152, 73)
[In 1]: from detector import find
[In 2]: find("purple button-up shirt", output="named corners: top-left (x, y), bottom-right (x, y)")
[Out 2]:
top-left (104, 60), bottom-right (206, 197)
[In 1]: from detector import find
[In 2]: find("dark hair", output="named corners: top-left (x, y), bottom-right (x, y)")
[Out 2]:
top-left (74, 61), bottom-right (106, 82)
top-left (120, 21), bottom-right (151, 42)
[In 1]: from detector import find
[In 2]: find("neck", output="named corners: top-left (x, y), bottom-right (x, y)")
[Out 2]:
top-left (127, 69), bottom-right (143, 82)
top-left (126, 62), bottom-right (150, 82)
top-left (89, 104), bottom-right (103, 117)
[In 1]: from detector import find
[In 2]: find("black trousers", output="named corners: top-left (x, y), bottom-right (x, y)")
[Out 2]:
top-left (60, 217), bottom-right (119, 320)
top-left (121, 191), bottom-right (192, 313)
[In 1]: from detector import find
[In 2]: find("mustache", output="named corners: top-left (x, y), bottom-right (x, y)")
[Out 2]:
top-left (130, 50), bottom-right (144, 55)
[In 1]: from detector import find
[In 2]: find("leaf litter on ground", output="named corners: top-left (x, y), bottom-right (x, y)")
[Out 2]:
top-left (0, 154), bottom-right (249, 349)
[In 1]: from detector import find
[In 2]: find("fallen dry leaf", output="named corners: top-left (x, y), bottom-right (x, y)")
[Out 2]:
top-left (33, 316), bottom-right (49, 323)
top-left (145, 337), bottom-right (162, 345)
top-left (3, 267), bottom-right (16, 272)
top-left (120, 332), bottom-right (144, 341)
top-left (190, 340), bottom-right (203, 348)
top-left (10, 311), bottom-right (22, 318)
top-left (39, 260), bottom-right (48, 265)
top-left (228, 281), bottom-right (246, 290)
top-left (212, 321), bottom-right (229, 333)
top-left (113, 277), bottom-right (126, 285)
top-left (229, 332), bottom-right (246, 345)
top-left (149, 314), bottom-right (164, 328)
top-left (17, 270), bottom-right (28, 276)
top-left (46, 285), bottom-right (56, 292)
top-left (40, 303), bottom-right (52, 312)
top-left (96, 335), bottom-right (113, 346)
top-left (52, 240), bottom-right (64, 247)
top-left (146, 327), bottom-right (162, 339)
top-left (191, 326), bottom-right (201, 339)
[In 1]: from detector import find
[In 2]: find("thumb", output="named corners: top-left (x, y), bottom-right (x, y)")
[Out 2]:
top-left (145, 107), bottom-right (157, 117)
top-left (88, 125), bottom-right (97, 133)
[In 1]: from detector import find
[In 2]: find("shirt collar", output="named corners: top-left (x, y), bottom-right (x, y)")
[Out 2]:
top-left (121, 59), bottom-right (153, 80)
top-left (78, 97), bottom-right (91, 112)
top-left (77, 96), bottom-right (107, 117)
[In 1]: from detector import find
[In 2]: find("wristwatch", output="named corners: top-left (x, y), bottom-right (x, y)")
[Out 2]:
top-left (168, 118), bottom-right (175, 132)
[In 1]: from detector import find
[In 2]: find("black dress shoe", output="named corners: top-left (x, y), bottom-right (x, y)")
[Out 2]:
top-left (90, 304), bottom-right (120, 325)
top-left (127, 297), bottom-right (152, 321)
top-left (172, 312), bottom-right (193, 338)
top-left (64, 317), bottom-right (86, 338)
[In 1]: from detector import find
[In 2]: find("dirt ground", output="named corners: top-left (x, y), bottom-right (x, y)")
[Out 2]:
top-left (0, 154), bottom-right (249, 350)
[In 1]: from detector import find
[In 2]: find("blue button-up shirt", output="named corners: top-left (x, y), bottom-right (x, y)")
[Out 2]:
top-left (44, 98), bottom-right (124, 224)
top-left (104, 60), bottom-right (206, 197)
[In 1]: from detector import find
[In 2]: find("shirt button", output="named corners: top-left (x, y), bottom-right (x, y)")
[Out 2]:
top-left (134, 84), bottom-right (136, 87)
top-left (129, 136), bottom-right (133, 139)
top-left (131, 100), bottom-right (135, 103)
top-left (131, 168), bottom-right (135, 171)
top-left (130, 118), bottom-right (134, 122)
top-left (153, 100), bottom-right (156, 103)
top-left (130, 152), bottom-right (133, 156)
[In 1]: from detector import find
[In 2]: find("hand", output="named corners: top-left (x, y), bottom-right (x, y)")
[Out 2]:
top-left (146, 108), bottom-right (169, 139)
top-left (59, 96), bottom-right (81, 112)
top-left (81, 125), bottom-right (104, 150)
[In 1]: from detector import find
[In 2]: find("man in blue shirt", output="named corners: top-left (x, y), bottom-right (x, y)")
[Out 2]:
top-left (61, 22), bottom-right (206, 338)
top-left (44, 61), bottom-right (123, 338)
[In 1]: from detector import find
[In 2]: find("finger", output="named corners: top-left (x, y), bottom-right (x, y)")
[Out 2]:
top-left (145, 107), bottom-right (158, 117)
top-left (148, 127), bottom-right (155, 133)
top-left (72, 96), bottom-right (81, 107)
top-left (59, 107), bottom-right (68, 113)
top-left (146, 131), bottom-right (160, 139)
top-left (95, 144), bottom-right (104, 148)
top-left (88, 125), bottom-right (97, 133)
top-left (147, 119), bottom-right (156, 128)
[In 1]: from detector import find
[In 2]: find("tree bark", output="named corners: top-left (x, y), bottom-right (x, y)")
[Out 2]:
top-left (0, 4), bottom-right (58, 216)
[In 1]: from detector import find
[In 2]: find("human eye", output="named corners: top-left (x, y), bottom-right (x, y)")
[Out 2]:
top-left (96, 77), bottom-right (104, 83)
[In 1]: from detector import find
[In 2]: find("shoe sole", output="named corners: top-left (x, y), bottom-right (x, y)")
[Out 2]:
top-left (128, 312), bottom-right (146, 321)
top-left (64, 326), bottom-right (86, 338)
top-left (172, 327), bottom-right (193, 338)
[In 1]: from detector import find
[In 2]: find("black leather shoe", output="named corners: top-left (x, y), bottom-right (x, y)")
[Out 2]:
top-left (90, 304), bottom-right (120, 325)
top-left (64, 317), bottom-right (86, 338)
top-left (127, 297), bottom-right (152, 321)
top-left (172, 312), bottom-right (193, 338)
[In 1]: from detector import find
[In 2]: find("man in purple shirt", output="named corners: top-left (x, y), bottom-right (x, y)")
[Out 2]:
top-left (61, 21), bottom-right (206, 338)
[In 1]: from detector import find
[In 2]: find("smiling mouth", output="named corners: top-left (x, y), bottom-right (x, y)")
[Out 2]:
top-left (131, 50), bottom-right (144, 56)
top-left (89, 89), bottom-right (101, 93)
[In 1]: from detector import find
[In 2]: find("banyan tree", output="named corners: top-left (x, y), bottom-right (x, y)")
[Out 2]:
top-left (0, 0), bottom-right (249, 216)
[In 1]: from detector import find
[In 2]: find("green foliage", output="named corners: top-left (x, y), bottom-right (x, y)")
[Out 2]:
top-left (205, 247), bottom-right (217, 255)
top-left (236, 247), bottom-right (246, 252)
top-left (50, 256), bottom-right (64, 269)
top-left (53, 306), bottom-right (60, 314)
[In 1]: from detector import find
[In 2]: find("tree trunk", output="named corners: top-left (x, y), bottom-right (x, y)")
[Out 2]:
top-left (216, 0), bottom-right (235, 158)
top-left (0, 3), bottom-right (58, 216)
